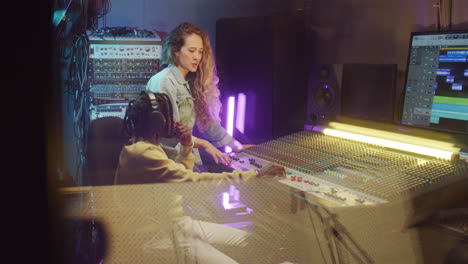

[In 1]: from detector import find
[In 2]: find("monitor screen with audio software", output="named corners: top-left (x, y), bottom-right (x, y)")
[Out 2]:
top-left (401, 30), bottom-right (468, 135)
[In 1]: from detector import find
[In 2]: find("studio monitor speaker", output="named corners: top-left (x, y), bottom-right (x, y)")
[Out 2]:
top-left (306, 63), bottom-right (397, 127)
top-left (306, 64), bottom-right (343, 126)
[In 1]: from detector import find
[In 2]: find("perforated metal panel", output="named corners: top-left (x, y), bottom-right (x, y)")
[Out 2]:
top-left (62, 131), bottom-right (468, 264)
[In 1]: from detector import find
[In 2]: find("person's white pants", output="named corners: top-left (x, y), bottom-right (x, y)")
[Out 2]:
top-left (173, 216), bottom-right (250, 264)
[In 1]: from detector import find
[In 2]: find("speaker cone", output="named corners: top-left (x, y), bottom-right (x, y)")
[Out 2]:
top-left (313, 82), bottom-right (336, 110)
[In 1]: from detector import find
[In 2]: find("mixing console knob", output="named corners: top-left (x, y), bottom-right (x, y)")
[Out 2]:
top-left (355, 198), bottom-right (365, 204)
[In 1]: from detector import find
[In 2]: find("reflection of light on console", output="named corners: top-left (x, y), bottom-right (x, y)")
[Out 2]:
top-left (236, 93), bottom-right (246, 133)
top-left (223, 221), bottom-right (254, 230)
top-left (222, 185), bottom-right (253, 215)
top-left (223, 185), bottom-right (241, 210)
top-left (225, 96), bottom-right (235, 153)
top-left (323, 128), bottom-right (456, 160)
top-left (222, 192), bottom-right (232, 209)
top-left (230, 184), bottom-right (240, 201)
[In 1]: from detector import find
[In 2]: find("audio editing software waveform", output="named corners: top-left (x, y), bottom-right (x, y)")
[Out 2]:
top-left (230, 130), bottom-right (468, 206)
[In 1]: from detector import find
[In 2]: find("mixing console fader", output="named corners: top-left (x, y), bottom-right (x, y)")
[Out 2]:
top-left (230, 151), bottom-right (387, 206)
top-left (229, 130), bottom-right (468, 207)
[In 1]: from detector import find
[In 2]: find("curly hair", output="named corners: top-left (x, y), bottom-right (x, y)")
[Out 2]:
top-left (124, 93), bottom-right (154, 139)
top-left (124, 91), bottom-right (174, 139)
top-left (161, 22), bottom-right (222, 132)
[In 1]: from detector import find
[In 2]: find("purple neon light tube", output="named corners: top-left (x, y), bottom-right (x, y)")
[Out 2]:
top-left (225, 96), bottom-right (235, 153)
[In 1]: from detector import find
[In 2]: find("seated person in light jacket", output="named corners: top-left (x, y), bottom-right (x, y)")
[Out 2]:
top-left (115, 91), bottom-right (285, 184)
top-left (114, 91), bottom-right (286, 264)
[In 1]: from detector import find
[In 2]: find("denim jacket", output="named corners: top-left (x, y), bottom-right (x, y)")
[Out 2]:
top-left (146, 65), bottom-right (232, 162)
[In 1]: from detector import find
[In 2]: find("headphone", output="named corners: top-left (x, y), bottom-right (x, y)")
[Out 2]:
top-left (147, 91), bottom-right (174, 138)
top-left (124, 91), bottom-right (174, 139)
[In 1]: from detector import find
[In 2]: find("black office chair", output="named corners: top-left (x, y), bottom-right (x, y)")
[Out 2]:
top-left (86, 116), bottom-right (128, 186)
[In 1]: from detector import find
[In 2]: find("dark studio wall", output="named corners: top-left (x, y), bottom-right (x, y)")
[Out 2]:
top-left (96, 0), bottom-right (296, 47)
top-left (304, 0), bottom-right (468, 110)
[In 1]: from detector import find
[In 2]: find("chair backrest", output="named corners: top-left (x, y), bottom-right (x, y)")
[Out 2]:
top-left (86, 116), bottom-right (128, 186)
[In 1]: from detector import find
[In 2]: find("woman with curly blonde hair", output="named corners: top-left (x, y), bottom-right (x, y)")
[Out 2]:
top-left (146, 22), bottom-right (249, 166)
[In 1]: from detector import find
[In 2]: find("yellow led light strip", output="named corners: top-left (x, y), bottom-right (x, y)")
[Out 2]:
top-left (323, 128), bottom-right (457, 160)
top-left (327, 122), bottom-right (460, 153)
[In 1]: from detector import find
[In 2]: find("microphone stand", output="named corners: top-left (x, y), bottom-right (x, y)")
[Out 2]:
top-left (294, 191), bottom-right (374, 264)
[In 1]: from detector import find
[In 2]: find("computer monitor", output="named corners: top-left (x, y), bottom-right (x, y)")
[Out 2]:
top-left (401, 30), bottom-right (468, 135)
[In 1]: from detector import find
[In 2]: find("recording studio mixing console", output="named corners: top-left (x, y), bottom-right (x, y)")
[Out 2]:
top-left (61, 129), bottom-right (468, 264)
top-left (228, 130), bottom-right (468, 207)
